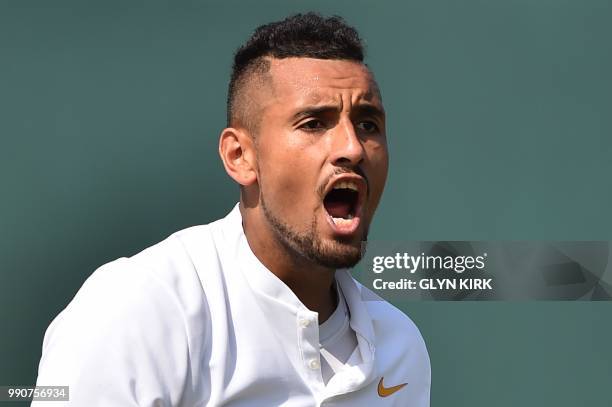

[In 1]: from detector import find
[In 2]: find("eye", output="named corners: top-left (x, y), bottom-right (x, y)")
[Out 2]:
top-left (356, 121), bottom-right (379, 133)
top-left (299, 119), bottom-right (326, 132)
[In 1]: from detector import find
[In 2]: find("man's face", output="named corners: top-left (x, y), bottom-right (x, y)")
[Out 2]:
top-left (253, 57), bottom-right (388, 269)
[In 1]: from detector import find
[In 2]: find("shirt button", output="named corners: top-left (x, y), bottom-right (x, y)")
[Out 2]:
top-left (298, 318), bottom-right (311, 328)
top-left (308, 358), bottom-right (320, 370)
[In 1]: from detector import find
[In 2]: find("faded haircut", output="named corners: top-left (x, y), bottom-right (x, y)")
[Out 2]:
top-left (226, 12), bottom-right (366, 134)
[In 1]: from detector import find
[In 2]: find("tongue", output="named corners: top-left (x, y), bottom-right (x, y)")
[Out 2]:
top-left (326, 201), bottom-right (351, 218)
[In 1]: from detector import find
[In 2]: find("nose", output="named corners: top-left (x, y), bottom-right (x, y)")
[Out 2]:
top-left (329, 118), bottom-right (365, 167)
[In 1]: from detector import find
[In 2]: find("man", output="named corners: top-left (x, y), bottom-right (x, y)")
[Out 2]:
top-left (34, 13), bottom-right (431, 406)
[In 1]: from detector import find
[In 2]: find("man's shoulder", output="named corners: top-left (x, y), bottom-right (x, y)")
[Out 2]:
top-left (81, 220), bottom-right (227, 314)
top-left (118, 211), bottom-right (234, 288)
top-left (35, 221), bottom-right (228, 392)
top-left (350, 279), bottom-right (431, 395)
top-left (35, 232), bottom-right (218, 405)
top-left (129, 224), bottom-right (212, 281)
top-left (58, 210), bottom-right (237, 329)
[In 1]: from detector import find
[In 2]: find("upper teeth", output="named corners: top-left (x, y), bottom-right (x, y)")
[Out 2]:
top-left (333, 181), bottom-right (358, 191)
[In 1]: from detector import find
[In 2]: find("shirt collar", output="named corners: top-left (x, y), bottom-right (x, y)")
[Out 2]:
top-left (223, 203), bottom-right (376, 352)
top-left (225, 203), bottom-right (306, 313)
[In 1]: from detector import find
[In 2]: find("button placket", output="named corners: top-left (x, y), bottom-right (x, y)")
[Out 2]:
top-left (308, 358), bottom-right (320, 370)
top-left (299, 317), bottom-right (312, 328)
top-left (297, 310), bottom-right (324, 390)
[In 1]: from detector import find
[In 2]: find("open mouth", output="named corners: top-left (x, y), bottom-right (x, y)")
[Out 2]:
top-left (323, 179), bottom-right (364, 233)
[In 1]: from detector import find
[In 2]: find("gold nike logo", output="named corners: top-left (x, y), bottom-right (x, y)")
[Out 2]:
top-left (377, 377), bottom-right (408, 397)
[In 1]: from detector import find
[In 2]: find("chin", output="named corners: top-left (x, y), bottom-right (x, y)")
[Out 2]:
top-left (260, 195), bottom-right (367, 270)
top-left (311, 237), bottom-right (365, 269)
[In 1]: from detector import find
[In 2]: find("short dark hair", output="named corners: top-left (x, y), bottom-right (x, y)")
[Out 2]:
top-left (227, 12), bottom-right (365, 130)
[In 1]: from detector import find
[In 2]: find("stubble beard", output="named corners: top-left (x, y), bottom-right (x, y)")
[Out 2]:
top-left (260, 195), bottom-right (366, 270)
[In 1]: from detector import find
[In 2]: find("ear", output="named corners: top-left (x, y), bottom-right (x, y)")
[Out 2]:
top-left (218, 127), bottom-right (258, 186)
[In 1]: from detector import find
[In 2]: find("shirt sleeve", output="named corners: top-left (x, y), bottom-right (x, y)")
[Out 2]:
top-left (32, 259), bottom-right (192, 407)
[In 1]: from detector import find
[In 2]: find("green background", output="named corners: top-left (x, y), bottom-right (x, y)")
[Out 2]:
top-left (1, 1), bottom-right (611, 405)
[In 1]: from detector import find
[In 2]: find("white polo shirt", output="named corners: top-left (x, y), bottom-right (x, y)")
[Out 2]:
top-left (34, 205), bottom-right (431, 406)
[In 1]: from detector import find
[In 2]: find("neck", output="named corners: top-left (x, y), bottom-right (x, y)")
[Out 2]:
top-left (240, 202), bottom-right (338, 322)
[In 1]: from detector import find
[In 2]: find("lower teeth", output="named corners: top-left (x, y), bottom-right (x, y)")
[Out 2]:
top-left (332, 216), bottom-right (354, 226)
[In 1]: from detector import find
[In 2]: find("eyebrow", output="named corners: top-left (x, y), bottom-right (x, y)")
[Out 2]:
top-left (353, 104), bottom-right (386, 120)
top-left (291, 103), bottom-right (385, 123)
